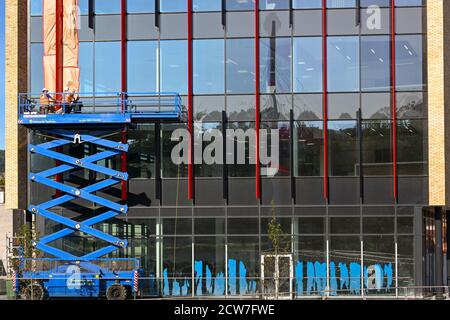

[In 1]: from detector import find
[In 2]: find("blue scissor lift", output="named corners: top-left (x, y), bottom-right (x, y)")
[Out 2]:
top-left (16, 92), bottom-right (183, 300)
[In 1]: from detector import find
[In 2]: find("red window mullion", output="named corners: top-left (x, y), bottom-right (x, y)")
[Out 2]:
top-left (391, 0), bottom-right (398, 200)
top-left (187, 0), bottom-right (194, 200)
top-left (255, 0), bottom-right (261, 199)
top-left (322, 0), bottom-right (329, 200)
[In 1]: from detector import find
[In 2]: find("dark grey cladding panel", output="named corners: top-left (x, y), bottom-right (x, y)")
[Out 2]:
top-left (295, 178), bottom-right (326, 205)
top-left (78, 15), bottom-right (95, 41)
top-left (124, 207), bottom-right (159, 218)
top-left (227, 207), bottom-right (259, 217)
top-left (362, 206), bottom-right (395, 216)
top-left (261, 178), bottom-right (291, 205)
top-left (327, 9), bottom-right (359, 36)
top-left (94, 15), bottom-right (121, 41)
top-left (328, 206), bottom-right (360, 216)
top-left (160, 207), bottom-right (192, 217)
top-left (395, 7), bottom-right (423, 34)
top-left (127, 14), bottom-right (159, 40)
top-left (398, 176), bottom-right (428, 205)
top-left (293, 10), bottom-right (322, 36)
top-left (195, 179), bottom-right (224, 206)
top-left (30, 17), bottom-right (42, 42)
top-left (329, 177), bottom-right (360, 205)
top-left (160, 13), bottom-right (188, 39)
top-left (260, 206), bottom-right (291, 217)
top-left (162, 179), bottom-right (193, 206)
top-left (128, 179), bottom-right (157, 207)
top-left (30, 182), bottom-right (54, 205)
top-left (226, 11), bottom-right (254, 38)
top-left (259, 11), bottom-right (291, 37)
top-left (363, 177), bottom-right (395, 205)
top-left (193, 13), bottom-right (224, 39)
top-left (194, 207), bottom-right (226, 217)
top-left (294, 206), bottom-right (326, 217)
top-left (228, 178), bottom-right (259, 205)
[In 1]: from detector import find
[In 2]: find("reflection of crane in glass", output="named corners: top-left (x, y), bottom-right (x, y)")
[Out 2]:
top-left (260, 19), bottom-right (292, 121)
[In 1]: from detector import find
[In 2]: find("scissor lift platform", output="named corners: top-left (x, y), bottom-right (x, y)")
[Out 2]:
top-left (18, 92), bottom-right (184, 126)
top-left (15, 92), bottom-right (182, 299)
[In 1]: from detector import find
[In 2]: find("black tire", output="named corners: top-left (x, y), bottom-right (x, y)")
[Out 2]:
top-left (21, 283), bottom-right (46, 300)
top-left (106, 284), bottom-right (128, 301)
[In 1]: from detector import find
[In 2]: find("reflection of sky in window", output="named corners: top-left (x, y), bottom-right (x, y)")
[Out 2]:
top-left (194, 40), bottom-right (225, 94)
top-left (31, 44), bottom-right (44, 93)
top-left (160, 0), bottom-right (187, 12)
top-left (226, 0), bottom-right (255, 11)
top-left (361, 36), bottom-right (390, 92)
top-left (31, 0), bottom-right (43, 16)
top-left (79, 42), bottom-right (94, 93)
top-left (395, 35), bottom-right (423, 91)
top-left (226, 39), bottom-right (255, 94)
top-left (327, 36), bottom-right (360, 92)
top-left (259, 0), bottom-right (289, 10)
top-left (160, 41), bottom-right (188, 94)
top-left (95, 42), bottom-right (121, 93)
top-left (128, 0), bottom-right (156, 13)
top-left (193, 0), bottom-right (222, 11)
top-left (128, 41), bottom-right (158, 92)
top-left (293, 0), bottom-right (321, 8)
top-left (260, 38), bottom-right (291, 93)
top-left (293, 37), bottom-right (322, 93)
top-left (95, 0), bottom-right (121, 14)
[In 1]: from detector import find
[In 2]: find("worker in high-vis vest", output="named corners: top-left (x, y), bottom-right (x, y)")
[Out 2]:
top-left (63, 87), bottom-right (79, 113)
top-left (39, 88), bottom-right (55, 114)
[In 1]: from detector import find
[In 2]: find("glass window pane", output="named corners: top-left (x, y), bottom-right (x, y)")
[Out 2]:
top-left (396, 35), bottom-right (423, 91)
top-left (194, 237), bottom-right (226, 296)
top-left (31, 44), bottom-right (44, 94)
top-left (194, 40), bottom-right (225, 94)
top-left (293, 0), bottom-right (321, 9)
top-left (327, 36), bottom-right (360, 92)
top-left (127, 41), bottom-right (158, 93)
top-left (160, 0), bottom-right (187, 12)
top-left (260, 38), bottom-right (291, 94)
top-left (328, 121), bottom-right (358, 176)
top-left (31, 0), bottom-right (43, 16)
top-left (95, 42), bottom-right (121, 93)
top-left (361, 36), bottom-right (390, 92)
top-left (194, 96), bottom-right (225, 121)
top-left (193, 0), bottom-right (222, 11)
top-left (293, 37), bottom-right (322, 93)
top-left (160, 40), bottom-right (188, 94)
top-left (259, 0), bottom-right (290, 10)
top-left (226, 0), bottom-right (255, 11)
top-left (194, 122), bottom-right (223, 178)
top-left (294, 121), bottom-right (323, 176)
top-left (95, 0), bottom-right (121, 14)
top-left (128, 0), bottom-right (155, 13)
top-left (362, 120), bottom-right (392, 176)
top-left (161, 123), bottom-right (189, 178)
top-left (128, 124), bottom-right (156, 178)
top-left (397, 120), bottom-right (427, 175)
top-left (327, 0), bottom-right (356, 7)
top-left (79, 42), bottom-right (94, 93)
top-left (226, 39), bottom-right (256, 94)
top-left (227, 122), bottom-right (257, 177)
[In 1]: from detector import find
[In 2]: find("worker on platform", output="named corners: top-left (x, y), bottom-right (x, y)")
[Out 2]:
top-left (39, 88), bottom-right (55, 114)
top-left (63, 87), bottom-right (78, 113)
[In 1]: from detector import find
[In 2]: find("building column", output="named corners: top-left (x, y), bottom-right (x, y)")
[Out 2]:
top-left (434, 207), bottom-right (444, 297)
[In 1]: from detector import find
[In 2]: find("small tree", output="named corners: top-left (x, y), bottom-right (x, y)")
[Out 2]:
top-left (262, 201), bottom-right (292, 299)
top-left (267, 201), bottom-right (291, 254)
top-left (8, 223), bottom-right (40, 274)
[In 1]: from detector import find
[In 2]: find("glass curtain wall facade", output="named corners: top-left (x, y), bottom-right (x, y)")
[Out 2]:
top-left (29, 0), bottom-right (427, 297)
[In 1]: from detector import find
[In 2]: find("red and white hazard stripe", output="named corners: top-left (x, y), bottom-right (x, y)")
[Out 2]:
top-left (12, 270), bottom-right (17, 293)
top-left (133, 270), bottom-right (139, 293)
